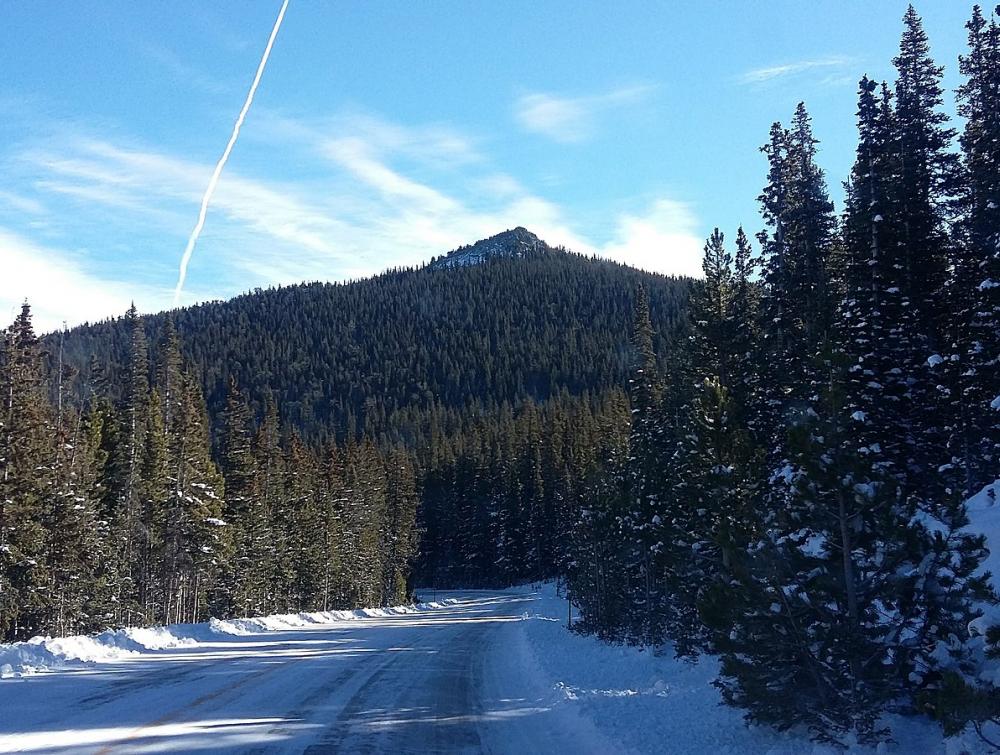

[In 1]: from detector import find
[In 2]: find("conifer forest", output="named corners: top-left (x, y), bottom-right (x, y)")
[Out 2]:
top-left (2, 4), bottom-right (1000, 750)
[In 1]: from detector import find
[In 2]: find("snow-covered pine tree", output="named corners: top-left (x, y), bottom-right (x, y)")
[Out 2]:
top-left (620, 284), bottom-right (673, 644)
top-left (888, 5), bottom-right (959, 499)
top-left (49, 424), bottom-right (109, 635)
top-left (877, 8), bottom-right (991, 718)
top-left (676, 230), bottom-right (764, 657)
top-left (839, 76), bottom-right (902, 476)
top-left (952, 4), bottom-right (1000, 495)
top-left (162, 369), bottom-right (228, 624)
top-left (752, 105), bottom-right (836, 467)
top-left (918, 5), bottom-right (1000, 738)
top-left (711, 105), bottom-right (930, 744)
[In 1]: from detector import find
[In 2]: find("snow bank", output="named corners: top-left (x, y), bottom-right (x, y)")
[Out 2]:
top-left (510, 583), bottom-right (842, 754)
top-left (0, 635), bottom-right (132, 680)
top-left (510, 583), bottom-right (987, 754)
top-left (966, 479), bottom-right (1000, 586)
top-left (963, 479), bottom-right (1000, 687)
top-left (501, 482), bottom-right (1000, 754)
top-left (0, 598), bottom-right (457, 680)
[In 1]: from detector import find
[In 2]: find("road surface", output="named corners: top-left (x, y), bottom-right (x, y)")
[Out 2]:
top-left (0, 591), bottom-right (608, 754)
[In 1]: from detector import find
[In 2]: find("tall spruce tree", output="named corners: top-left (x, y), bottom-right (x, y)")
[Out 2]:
top-left (381, 450), bottom-right (420, 605)
top-left (0, 304), bottom-right (53, 639)
top-left (953, 4), bottom-right (1000, 494)
top-left (104, 303), bottom-right (149, 624)
top-left (219, 377), bottom-right (259, 615)
top-left (622, 285), bottom-right (671, 644)
top-left (162, 371), bottom-right (227, 624)
top-left (889, 5), bottom-right (960, 498)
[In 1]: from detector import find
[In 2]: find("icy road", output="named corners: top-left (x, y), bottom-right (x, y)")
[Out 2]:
top-left (0, 591), bottom-right (615, 754)
top-left (0, 587), bottom-right (960, 754)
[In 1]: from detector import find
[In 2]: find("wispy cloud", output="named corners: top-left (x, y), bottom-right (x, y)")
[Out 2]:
top-left (255, 110), bottom-right (483, 170)
top-left (23, 138), bottom-right (359, 279)
top-left (0, 190), bottom-right (45, 215)
top-left (514, 84), bottom-right (656, 143)
top-left (739, 56), bottom-right (856, 85)
top-left (5, 108), bottom-right (704, 327)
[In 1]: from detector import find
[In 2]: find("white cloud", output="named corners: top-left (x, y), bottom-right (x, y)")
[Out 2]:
top-left (739, 56), bottom-right (856, 85)
top-left (514, 84), bottom-right (655, 143)
top-left (0, 228), bottom-right (171, 333)
top-left (596, 199), bottom-right (704, 278)
top-left (8, 109), bottom-right (704, 326)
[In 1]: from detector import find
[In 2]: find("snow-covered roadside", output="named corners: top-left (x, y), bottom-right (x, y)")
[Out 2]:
top-left (0, 599), bottom-right (459, 680)
top-left (507, 477), bottom-right (1000, 755)
top-left (507, 582), bottom-right (986, 754)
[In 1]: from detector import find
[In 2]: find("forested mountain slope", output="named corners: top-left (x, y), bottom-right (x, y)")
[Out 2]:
top-left (55, 228), bottom-right (689, 446)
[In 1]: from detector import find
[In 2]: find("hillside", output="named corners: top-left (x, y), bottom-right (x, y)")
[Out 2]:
top-left (55, 229), bottom-right (690, 446)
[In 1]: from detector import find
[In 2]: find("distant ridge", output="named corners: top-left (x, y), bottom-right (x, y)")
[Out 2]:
top-left (52, 227), bottom-right (690, 445)
top-left (428, 227), bottom-right (551, 269)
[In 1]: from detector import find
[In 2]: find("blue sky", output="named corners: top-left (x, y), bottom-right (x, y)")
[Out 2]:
top-left (0, 1), bottom-right (976, 331)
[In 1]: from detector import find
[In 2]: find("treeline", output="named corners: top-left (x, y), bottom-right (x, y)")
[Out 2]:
top-left (0, 305), bottom-right (418, 642)
top-left (566, 5), bottom-right (999, 746)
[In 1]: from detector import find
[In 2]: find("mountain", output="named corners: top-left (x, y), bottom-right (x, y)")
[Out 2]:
top-left (428, 227), bottom-right (552, 269)
top-left (53, 230), bottom-right (690, 446)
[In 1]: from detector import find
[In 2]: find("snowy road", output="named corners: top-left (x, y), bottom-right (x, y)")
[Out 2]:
top-left (0, 591), bottom-right (612, 754)
top-left (1, 586), bottom-right (964, 754)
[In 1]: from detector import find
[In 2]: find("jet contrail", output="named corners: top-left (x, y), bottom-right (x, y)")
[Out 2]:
top-left (172, 0), bottom-right (290, 307)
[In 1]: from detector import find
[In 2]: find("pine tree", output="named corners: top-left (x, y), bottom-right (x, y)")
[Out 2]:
top-left (104, 303), bottom-right (149, 624)
top-left (621, 285), bottom-right (671, 644)
top-left (711, 106), bottom-right (930, 744)
top-left (343, 440), bottom-right (388, 606)
top-left (162, 371), bottom-right (227, 624)
top-left (0, 304), bottom-right (53, 639)
top-left (80, 359), bottom-right (119, 629)
top-left (253, 399), bottom-right (285, 613)
top-left (44, 397), bottom-right (106, 636)
top-left (137, 388), bottom-right (169, 623)
top-left (917, 6), bottom-right (1000, 737)
top-left (756, 104), bottom-right (837, 450)
top-left (952, 4), bottom-right (1000, 494)
top-left (887, 6), bottom-right (960, 500)
top-left (674, 230), bottom-right (762, 656)
top-left (840, 76), bottom-right (902, 475)
top-left (381, 449), bottom-right (420, 605)
top-left (319, 443), bottom-right (346, 610)
top-left (283, 431), bottom-right (324, 609)
top-left (219, 377), bottom-right (259, 615)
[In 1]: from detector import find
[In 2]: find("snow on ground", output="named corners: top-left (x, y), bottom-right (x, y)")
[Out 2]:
top-left (0, 585), bottom-right (995, 753)
top-left (0, 599), bottom-right (459, 680)
top-left (3, 482), bottom-right (1000, 754)
top-left (965, 478), bottom-right (1000, 692)
top-left (501, 479), bottom-right (1000, 754)
top-left (505, 582), bottom-right (973, 754)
